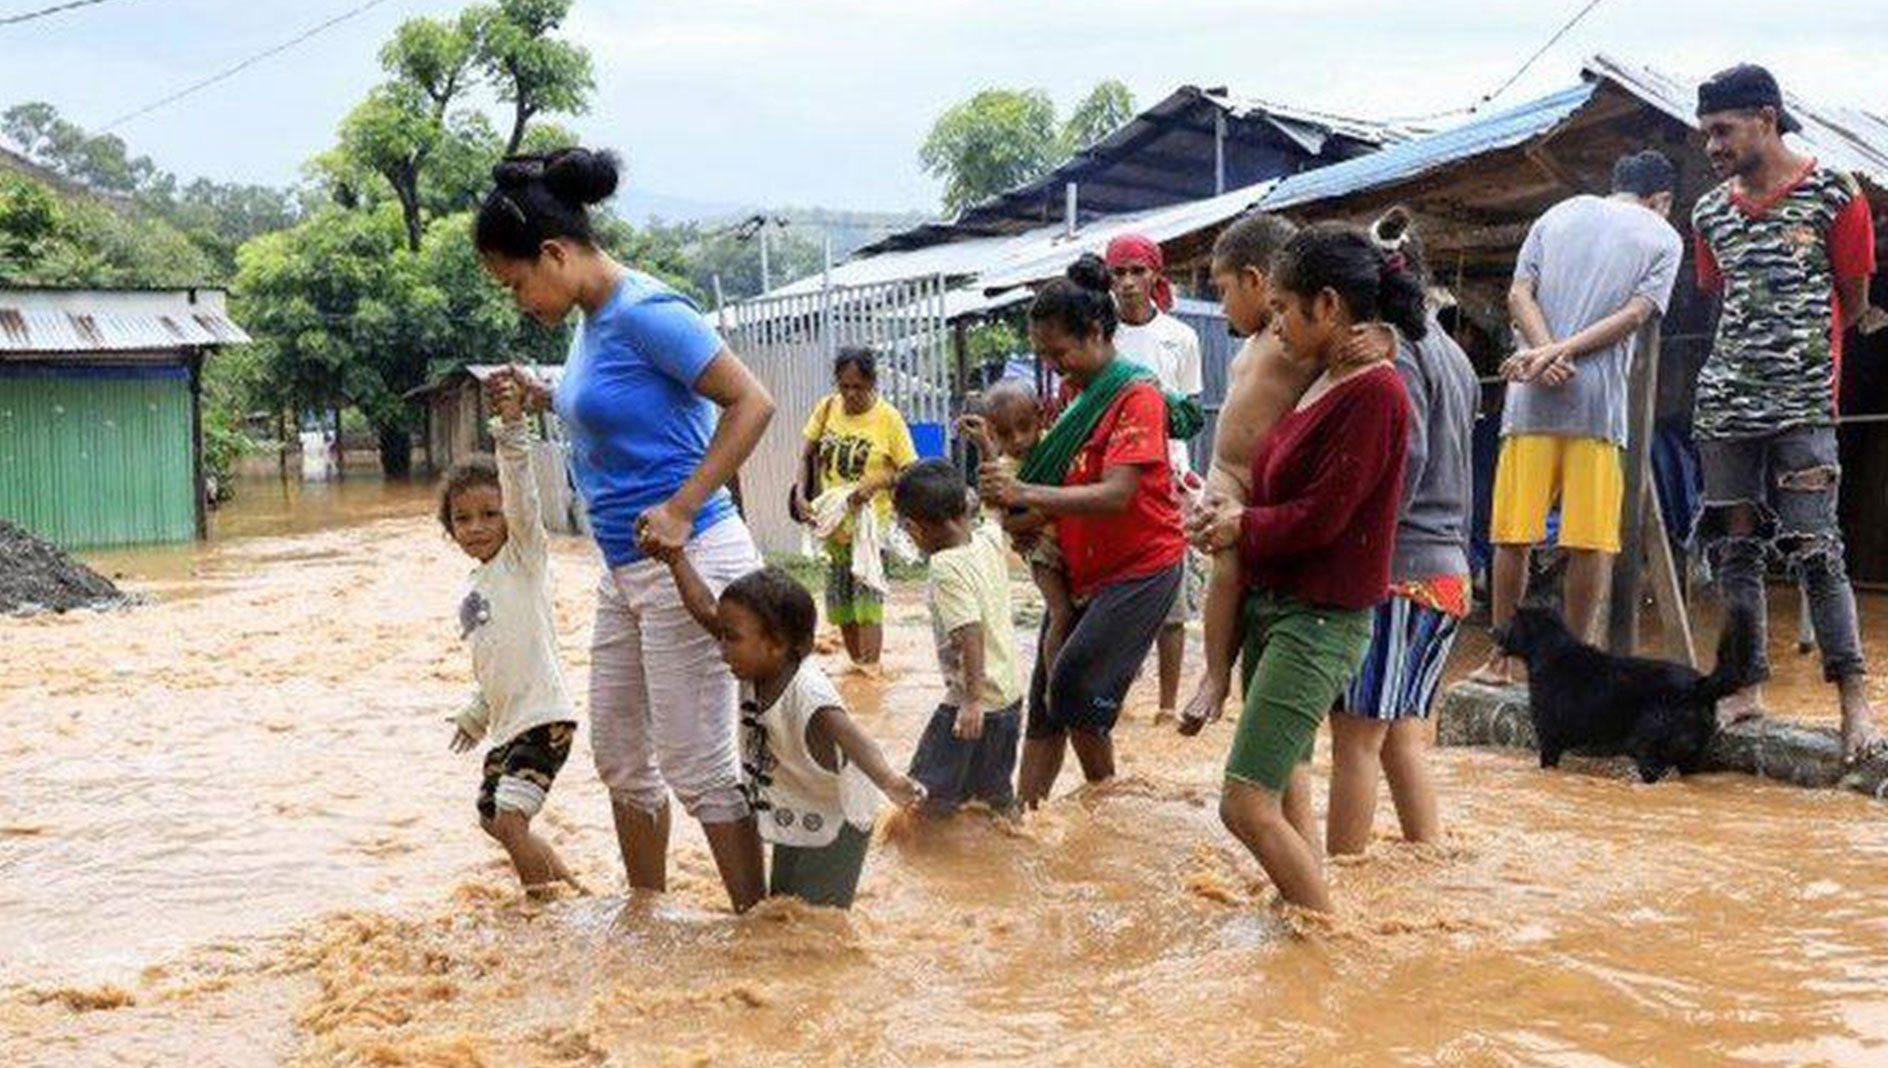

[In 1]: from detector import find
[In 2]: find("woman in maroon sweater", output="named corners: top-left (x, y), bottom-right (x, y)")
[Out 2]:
top-left (1190, 223), bottom-right (1418, 911)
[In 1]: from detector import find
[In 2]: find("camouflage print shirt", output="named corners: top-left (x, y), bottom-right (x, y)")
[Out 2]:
top-left (1691, 161), bottom-right (1876, 441)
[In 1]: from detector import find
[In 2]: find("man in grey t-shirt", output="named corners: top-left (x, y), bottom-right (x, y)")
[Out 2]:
top-left (1472, 151), bottom-right (1683, 685)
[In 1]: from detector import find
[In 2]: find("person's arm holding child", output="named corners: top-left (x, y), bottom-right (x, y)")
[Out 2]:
top-left (655, 545), bottom-right (725, 639)
top-left (810, 707), bottom-right (927, 809)
top-left (491, 365), bottom-right (547, 564)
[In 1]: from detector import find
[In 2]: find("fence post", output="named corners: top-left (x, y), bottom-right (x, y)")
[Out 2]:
top-left (1606, 319), bottom-right (1662, 655)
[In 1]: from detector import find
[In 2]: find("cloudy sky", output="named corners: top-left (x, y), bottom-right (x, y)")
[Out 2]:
top-left (2, 0), bottom-right (1883, 217)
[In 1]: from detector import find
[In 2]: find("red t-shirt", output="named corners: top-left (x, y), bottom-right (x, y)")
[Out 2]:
top-left (1055, 380), bottom-right (1187, 598)
top-left (1241, 364), bottom-right (1411, 611)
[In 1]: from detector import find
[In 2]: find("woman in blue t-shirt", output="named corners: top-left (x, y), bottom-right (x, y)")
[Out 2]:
top-left (475, 148), bottom-right (774, 911)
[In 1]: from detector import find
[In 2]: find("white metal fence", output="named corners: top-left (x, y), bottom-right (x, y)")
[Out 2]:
top-left (716, 275), bottom-right (953, 555)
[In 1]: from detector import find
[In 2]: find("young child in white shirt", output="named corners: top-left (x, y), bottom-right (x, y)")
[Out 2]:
top-left (893, 459), bottom-right (1024, 816)
top-left (442, 381), bottom-right (583, 897)
top-left (655, 556), bottom-right (925, 908)
top-left (958, 381), bottom-right (1074, 697)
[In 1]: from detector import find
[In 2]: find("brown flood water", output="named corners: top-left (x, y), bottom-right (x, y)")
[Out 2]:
top-left (3, 476), bottom-right (1886, 1067)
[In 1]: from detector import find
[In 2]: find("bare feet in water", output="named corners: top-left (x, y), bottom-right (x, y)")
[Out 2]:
top-left (1716, 685), bottom-right (1768, 729)
top-left (1836, 676), bottom-right (1882, 763)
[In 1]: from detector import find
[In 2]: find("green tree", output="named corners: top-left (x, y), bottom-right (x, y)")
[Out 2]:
top-left (469, 0), bottom-right (595, 155)
top-left (233, 2), bottom-right (596, 477)
top-left (3, 100), bottom-right (301, 276)
top-left (2, 102), bottom-right (160, 196)
top-left (658, 218), bottom-right (824, 302)
top-left (0, 170), bottom-right (213, 287)
top-left (337, 12), bottom-right (481, 253)
top-left (1061, 79), bottom-right (1135, 154)
top-left (918, 81), bottom-right (1139, 217)
top-left (919, 89), bottom-right (1059, 217)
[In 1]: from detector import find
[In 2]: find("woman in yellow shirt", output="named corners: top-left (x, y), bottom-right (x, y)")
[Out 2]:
top-left (797, 348), bottom-right (917, 673)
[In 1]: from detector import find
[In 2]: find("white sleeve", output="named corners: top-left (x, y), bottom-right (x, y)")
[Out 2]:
top-left (1174, 321), bottom-right (1204, 397)
top-left (494, 419), bottom-right (547, 566)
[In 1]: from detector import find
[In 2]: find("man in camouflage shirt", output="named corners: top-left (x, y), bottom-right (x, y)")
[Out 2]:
top-left (1692, 64), bottom-right (1879, 760)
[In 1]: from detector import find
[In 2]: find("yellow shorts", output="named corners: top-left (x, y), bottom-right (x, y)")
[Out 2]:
top-left (1491, 435), bottom-right (1624, 553)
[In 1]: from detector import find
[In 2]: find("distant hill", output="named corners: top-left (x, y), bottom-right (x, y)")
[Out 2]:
top-left (615, 189), bottom-right (930, 262)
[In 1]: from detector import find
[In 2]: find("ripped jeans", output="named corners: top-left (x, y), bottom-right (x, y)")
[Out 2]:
top-left (1698, 425), bottom-right (1865, 683)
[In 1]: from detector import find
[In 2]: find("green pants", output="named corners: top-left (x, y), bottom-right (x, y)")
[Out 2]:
top-left (769, 822), bottom-right (872, 908)
top-left (1225, 590), bottom-right (1373, 793)
top-left (824, 542), bottom-right (885, 627)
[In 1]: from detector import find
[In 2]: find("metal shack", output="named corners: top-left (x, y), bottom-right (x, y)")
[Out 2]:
top-left (0, 287), bottom-right (249, 548)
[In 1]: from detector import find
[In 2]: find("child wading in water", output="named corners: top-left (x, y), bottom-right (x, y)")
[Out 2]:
top-left (443, 379), bottom-right (584, 898)
top-left (656, 556), bottom-right (925, 907)
top-left (893, 459), bottom-right (1024, 817)
top-left (958, 381), bottom-right (1073, 692)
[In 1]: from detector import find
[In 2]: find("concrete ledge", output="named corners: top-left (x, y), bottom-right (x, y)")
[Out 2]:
top-left (1435, 681), bottom-right (1888, 801)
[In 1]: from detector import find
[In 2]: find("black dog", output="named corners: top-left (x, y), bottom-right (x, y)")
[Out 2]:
top-left (1493, 603), bottom-right (1757, 783)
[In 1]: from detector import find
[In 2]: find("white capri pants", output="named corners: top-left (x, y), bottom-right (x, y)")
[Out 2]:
top-left (589, 517), bottom-right (761, 824)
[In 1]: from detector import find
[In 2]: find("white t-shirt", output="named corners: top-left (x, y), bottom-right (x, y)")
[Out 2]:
top-left (739, 659), bottom-right (881, 848)
top-left (1113, 311), bottom-right (1203, 473)
top-left (454, 420), bottom-right (577, 748)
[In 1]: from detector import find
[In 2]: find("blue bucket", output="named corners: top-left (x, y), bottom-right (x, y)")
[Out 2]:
top-left (910, 421), bottom-right (947, 460)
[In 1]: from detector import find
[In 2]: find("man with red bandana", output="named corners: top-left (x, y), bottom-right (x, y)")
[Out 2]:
top-left (1106, 232), bottom-right (1205, 723)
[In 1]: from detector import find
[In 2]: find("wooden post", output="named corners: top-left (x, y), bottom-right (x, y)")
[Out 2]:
top-left (951, 317), bottom-right (972, 476)
top-left (1606, 320), bottom-right (1662, 655)
top-left (188, 351), bottom-right (208, 539)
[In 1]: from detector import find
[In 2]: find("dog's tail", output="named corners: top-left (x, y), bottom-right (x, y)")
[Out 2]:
top-left (1695, 602), bottom-right (1760, 704)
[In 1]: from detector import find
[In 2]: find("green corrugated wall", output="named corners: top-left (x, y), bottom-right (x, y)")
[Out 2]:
top-left (0, 365), bottom-right (196, 549)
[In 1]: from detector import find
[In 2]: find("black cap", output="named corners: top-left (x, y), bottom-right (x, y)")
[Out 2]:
top-left (1697, 64), bottom-right (1801, 134)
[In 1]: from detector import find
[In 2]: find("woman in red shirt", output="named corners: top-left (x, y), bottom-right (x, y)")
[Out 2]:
top-left (1190, 223), bottom-right (1419, 911)
top-left (980, 255), bottom-right (1187, 807)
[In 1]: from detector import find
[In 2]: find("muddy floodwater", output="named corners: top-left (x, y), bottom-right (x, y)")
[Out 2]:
top-left (3, 476), bottom-right (1886, 1067)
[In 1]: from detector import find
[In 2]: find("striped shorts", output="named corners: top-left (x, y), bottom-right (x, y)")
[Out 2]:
top-left (1341, 595), bottom-right (1461, 721)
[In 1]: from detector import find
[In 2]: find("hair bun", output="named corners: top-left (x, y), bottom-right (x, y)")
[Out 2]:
top-left (1370, 205), bottom-right (1412, 252)
top-left (542, 148), bottom-right (620, 206)
top-left (1065, 252), bottom-right (1112, 294)
top-left (491, 156), bottom-right (541, 190)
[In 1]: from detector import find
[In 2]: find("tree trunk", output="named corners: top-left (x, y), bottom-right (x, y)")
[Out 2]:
top-left (377, 426), bottom-right (414, 479)
top-left (505, 103), bottom-right (532, 157)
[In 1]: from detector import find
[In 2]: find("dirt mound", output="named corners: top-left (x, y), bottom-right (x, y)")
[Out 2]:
top-left (0, 519), bottom-right (127, 614)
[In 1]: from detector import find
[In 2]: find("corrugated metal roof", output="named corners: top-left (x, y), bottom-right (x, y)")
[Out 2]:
top-left (1584, 53), bottom-right (1888, 194)
top-left (975, 179), bottom-right (1279, 294)
top-left (759, 178), bottom-right (1279, 309)
top-left (404, 364), bottom-right (565, 401)
top-left (0, 307), bottom-right (251, 354)
top-left (1261, 83), bottom-right (1599, 212)
top-left (1200, 88), bottom-right (1423, 149)
top-left (862, 85), bottom-right (1400, 255)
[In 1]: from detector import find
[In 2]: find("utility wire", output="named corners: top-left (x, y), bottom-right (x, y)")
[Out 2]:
top-left (1382, 0), bottom-right (1609, 125)
top-left (0, 0), bottom-right (124, 28)
top-left (98, 0), bottom-right (391, 132)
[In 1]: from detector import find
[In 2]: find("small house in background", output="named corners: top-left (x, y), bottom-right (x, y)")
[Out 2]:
top-left (404, 364), bottom-right (586, 536)
top-left (0, 287), bottom-right (249, 549)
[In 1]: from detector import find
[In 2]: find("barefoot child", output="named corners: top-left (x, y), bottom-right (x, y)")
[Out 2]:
top-left (658, 558), bottom-right (925, 907)
top-left (443, 381), bottom-right (583, 898)
top-left (958, 381), bottom-right (1075, 707)
top-left (893, 459), bottom-right (1024, 816)
top-left (1180, 213), bottom-right (1318, 737)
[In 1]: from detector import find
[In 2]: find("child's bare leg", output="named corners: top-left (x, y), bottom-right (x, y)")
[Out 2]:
top-left (1181, 548), bottom-right (1245, 733)
top-left (1022, 563), bottom-right (1075, 809)
top-left (1032, 562), bottom-right (1073, 675)
top-left (484, 811), bottom-right (582, 894)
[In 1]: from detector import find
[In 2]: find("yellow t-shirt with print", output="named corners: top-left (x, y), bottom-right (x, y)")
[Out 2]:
top-left (803, 396), bottom-right (917, 536)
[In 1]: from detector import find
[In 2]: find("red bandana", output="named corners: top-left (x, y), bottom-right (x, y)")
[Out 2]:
top-left (1104, 233), bottom-right (1174, 313)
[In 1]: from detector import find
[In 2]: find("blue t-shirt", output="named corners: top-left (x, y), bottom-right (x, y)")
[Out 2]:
top-left (556, 272), bottom-right (734, 567)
